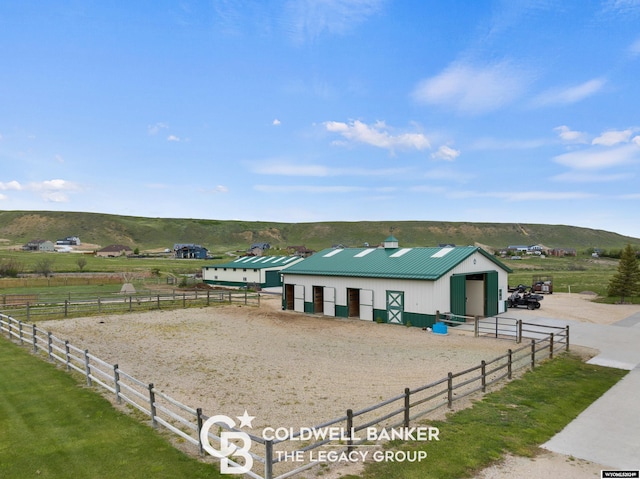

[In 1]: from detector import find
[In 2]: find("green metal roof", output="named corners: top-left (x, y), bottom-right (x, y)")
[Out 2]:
top-left (204, 255), bottom-right (303, 270)
top-left (281, 246), bottom-right (511, 280)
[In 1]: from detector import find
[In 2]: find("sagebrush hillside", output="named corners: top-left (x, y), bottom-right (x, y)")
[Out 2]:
top-left (0, 210), bottom-right (638, 253)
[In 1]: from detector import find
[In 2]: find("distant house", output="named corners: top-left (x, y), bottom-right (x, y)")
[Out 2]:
top-left (56, 236), bottom-right (81, 246)
top-left (174, 243), bottom-right (208, 259)
top-left (550, 248), bottom-right (576, 257)
top-left (22, 239), bottom-right (55, 252)
top-left (286, 245), bottom-right (315, 258)
top-left (96, 244), bottom-right (133, 258)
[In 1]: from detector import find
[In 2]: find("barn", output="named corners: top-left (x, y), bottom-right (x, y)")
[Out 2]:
top-left (280, 236), bottom-right (511, 328)
top-left (202, 255), bottom-right (305, 290)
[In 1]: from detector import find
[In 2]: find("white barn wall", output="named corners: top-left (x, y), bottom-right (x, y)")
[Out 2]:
top-left (283, 250), bottom-right (508, 316)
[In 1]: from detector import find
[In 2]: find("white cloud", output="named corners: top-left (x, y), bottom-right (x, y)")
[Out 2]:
top-left (553, 143), bottom-right (640, 170)
top-left (448, 189), bottom-right (595, 201)
top-left (324, 120), bottom-right (430, 151)
top-left (592, 129), bottom-right (633, 146)
top-left (431, 145), bottom-right (460, 161)
top-left (167, 135), bottom-right (181, 142)
top-left (27, 179), bottom-right (82, 202)
top-left (534, 78), bottom-right (606, 106)
top-left (254, 184), bottom-right (367, 194)
top-left (210, 185), bottom-right (228, 193)
top-left (469, 137), bottom-right (548, 150)
top-left (630, 37), bottom-right (640, 55)
top-left (0, 193), bottom-right (7, 200)
top-left (0, 180), bottom-right (23, 191)
top-left (148, 122), bottom-right (168, 135)
top-left (554, 125), bottom-right (588, 143)
top-left (272, 119), bottom-right (281, 126)
top-left (284, 0), bottom-right (385, 43)
top-left (249, 159), bottom-right (411, 177)
top-left (550, 172), bottom-right (630, 183)
top-left (412, 60), bottom-right (530, 114)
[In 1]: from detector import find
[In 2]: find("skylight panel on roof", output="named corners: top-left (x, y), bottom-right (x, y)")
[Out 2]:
top-left (283, 257), bottom-right (298, 263)
top-left (354, 248), bottom-right (376, 257)
top-left (390, 248), bottom-right (412, 258)
top-left (323, 249), bottom-right (343, 257)
top-left (431, 247), bottom-right (454, 258)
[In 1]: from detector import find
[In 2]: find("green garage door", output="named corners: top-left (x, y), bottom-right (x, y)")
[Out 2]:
top-left (485, 271), bottom-right (498, 317)
top-left (450, 275), bottom-right (466, 317)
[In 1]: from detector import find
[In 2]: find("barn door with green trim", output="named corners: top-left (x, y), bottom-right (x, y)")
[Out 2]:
top-left (450, 275), bottom-right (466, 317)
top-left (485, 271), bottom-right (498, 317)
top-left (386, 290), bottom-right (404, 324)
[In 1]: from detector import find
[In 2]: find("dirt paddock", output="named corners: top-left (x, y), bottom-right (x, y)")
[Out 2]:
top-left (40, 295), bottom-right (513, 431)
top-left (38, 293), bottom-right (640, 478)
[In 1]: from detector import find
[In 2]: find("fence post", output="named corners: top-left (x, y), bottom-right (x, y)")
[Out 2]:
top-left (404, 388), bottom-right (410, 428)
top-left (495, 317), bottom-right (498, 338)
top-left (346, 409), bottom-right (354, 453)
top-left (113, 364), bottom-right (121, 404)
top-left (65, 299), bottom-right (68, 317)
top-left (47, 331), bottom-right (53, 360)
top-left (507, 349), bottom-right (513, 379)
top-left (98, 296), bottom-right (101, 313)
top-left (32, 324), bottom-right (37, 353)
top-left (264, 439), bottom-right (273, 479)
top-left (18, 321), bottom-right (23, 345)
top-left (129, 296), bottom-right (132, 312)
top-left (565, 325), bottom-right (570, 351)
top-left (183, 293), bottom-right (186, 308)
top-left (27, 303), bottom-right (31, 322)
top-left (206, 290), bottom-right (210, 306)
top-left (474, 316), bottom-right (479, 337)
top-left (196, 408), bottom-right (204, 455)
top-left (157, 295), bottom-right (161, 309)
top-left (530, 339), bottom-right (536, 369)
top-left (148, 383), bottom-right (157, 427)
top-left (549, 333), bottom-right (554, 359)
top-left (84, 349), bottom-right (92, 386)
top-left (517, 320), bottom-right (522, 344)
top-left (447, 372), bottom-right (453, 408)
top-left (6, 317), bottom-right (11, 339)
top-left (481, 360), bottom-right (486, 392)
top-left (65, 340), bottom-right (71, 370)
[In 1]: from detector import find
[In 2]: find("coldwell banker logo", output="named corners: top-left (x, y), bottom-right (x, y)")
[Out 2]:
top-left (201, 410), bottom-right (439, 475)
top-left (200, 410), bottom-right (255, 475)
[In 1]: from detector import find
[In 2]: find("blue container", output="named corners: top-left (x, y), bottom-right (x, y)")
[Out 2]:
top-left (433, 322), bottom-right (448, 335)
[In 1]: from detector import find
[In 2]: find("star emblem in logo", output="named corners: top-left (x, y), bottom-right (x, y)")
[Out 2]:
top-left (237, 410), bottom-right (255, 428)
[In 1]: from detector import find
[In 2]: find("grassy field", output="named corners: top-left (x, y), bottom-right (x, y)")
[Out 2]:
top-left (348, 354), bottom-right (627, 479)
top-left (0, 338), bottom-right (221, 479)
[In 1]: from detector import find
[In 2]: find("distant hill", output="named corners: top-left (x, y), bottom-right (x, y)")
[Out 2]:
top-left (0, 210), bottom-right (638, 253)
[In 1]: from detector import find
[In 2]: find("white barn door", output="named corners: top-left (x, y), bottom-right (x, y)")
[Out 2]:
top-left (359, 289), bottom-right (373, 321)
top-left (323, 287), bottom-right (335, 316)
top-left (294, 284), bottom-right (305, 312)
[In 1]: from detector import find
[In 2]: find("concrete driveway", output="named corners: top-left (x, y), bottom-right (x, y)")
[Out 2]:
top-left (492, 310), bottom-right (640, 470)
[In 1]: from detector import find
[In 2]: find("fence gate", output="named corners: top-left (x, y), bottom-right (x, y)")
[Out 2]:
top-left (386, 290), bottom-right (404, 324)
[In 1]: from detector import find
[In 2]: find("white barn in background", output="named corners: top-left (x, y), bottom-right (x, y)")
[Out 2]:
top-left (202, 255), bottom-right (304, 290)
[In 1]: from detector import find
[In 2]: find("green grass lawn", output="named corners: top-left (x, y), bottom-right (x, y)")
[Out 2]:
top-left (348, 354), bottom-right (627, 479)
top-left (0, 339), bottom-right (221, 479)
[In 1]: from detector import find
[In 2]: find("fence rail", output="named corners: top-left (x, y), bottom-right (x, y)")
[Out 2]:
top-left (0, 290), bottom-right (260, 321)
top-left (0, 311), bottom-right (568, 479)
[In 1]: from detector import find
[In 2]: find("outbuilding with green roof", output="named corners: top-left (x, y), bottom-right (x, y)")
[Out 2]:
top-left (281, 237), bottom-right (511, 327)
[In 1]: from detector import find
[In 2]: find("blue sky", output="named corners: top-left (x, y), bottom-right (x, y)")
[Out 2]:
top-left (1, 1), bottom-right (640, 239)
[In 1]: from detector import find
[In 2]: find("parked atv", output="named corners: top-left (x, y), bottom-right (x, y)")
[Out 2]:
top-left (507, 291), bottom-right (543, 310)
